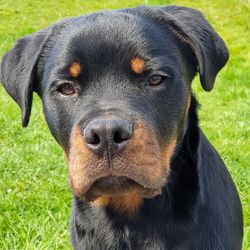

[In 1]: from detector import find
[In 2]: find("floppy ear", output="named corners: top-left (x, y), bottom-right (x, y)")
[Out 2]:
top-left (0, 27), bottom-right (54, 127)
top-left (158, 6), bottom-right (229, 91)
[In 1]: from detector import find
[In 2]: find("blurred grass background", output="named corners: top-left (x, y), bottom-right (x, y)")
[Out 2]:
top-left (0, 0), bottom-right (249, 249)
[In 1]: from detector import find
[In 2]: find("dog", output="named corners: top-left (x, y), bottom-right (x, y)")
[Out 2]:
top-left (0, 5), bottom-right (243, 249)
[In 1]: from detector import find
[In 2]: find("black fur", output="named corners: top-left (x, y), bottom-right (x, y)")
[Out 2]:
top-left (1, 6), bottom-right (242, 249)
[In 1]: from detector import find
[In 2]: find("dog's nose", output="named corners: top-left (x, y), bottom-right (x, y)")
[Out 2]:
top-left (83, 117), bottom-right (133, 156)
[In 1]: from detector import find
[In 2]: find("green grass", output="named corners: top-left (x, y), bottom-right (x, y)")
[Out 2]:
top-left (0, 0), bottom-right (249, 249)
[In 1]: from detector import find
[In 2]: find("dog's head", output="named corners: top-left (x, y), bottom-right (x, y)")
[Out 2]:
top-left (1, 6), bottom-right (228, 213)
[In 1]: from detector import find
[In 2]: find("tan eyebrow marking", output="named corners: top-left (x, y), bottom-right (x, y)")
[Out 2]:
top-left (69, 61), bottom-right (81, 78)
top-left (131, 57), bottom-right (145, 74)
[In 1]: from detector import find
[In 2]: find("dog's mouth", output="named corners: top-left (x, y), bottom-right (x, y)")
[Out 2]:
top-left (84, 175), bottom-right (162, 202)
top-left (89, 176), bottom-right (138, 195)
top-left (67, 122), bottom-right (177, 208)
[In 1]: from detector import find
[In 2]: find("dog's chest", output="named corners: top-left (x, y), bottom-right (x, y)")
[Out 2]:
top-left (79, 232), bottom-right (165, 250)
top-left (73, 221), bottom-right (167, 250)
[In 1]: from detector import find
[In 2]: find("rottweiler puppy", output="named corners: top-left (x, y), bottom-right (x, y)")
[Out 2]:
top-left (0, 5), bottom-right (243, 250)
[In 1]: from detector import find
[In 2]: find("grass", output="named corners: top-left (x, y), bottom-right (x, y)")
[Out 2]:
top-left (0, 0), bottom-right (249, 249)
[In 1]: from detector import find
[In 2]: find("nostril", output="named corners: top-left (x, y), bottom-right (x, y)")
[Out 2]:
top-left (91, 133), bottom-right (100, 145)
top-left (84, 128), bottom-right (101, 145)
top-left (114, 131), bottom-right (125, 144)
top-left (113, 125), bottom-right (132, 144)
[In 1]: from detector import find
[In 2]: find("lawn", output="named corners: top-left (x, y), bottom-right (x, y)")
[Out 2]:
top-left (0, 0), bottom-right (249, 249)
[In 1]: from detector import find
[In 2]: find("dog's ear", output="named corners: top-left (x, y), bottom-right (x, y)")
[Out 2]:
top-left (0, 29), bottom-right (53, 127)
top-left (0, 25), bottom-right (59, 127)
top-left (156, 6), bottom-right (229, 91)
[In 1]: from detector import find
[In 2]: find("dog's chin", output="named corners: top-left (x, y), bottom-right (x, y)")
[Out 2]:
top-left (83, 176), bottom-right (162, 202)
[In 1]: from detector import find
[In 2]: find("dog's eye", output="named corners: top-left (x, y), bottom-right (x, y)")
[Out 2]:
top-left (57, 83), bottom-right (76, 96)
top-left (148, 75), bottom-right (164, 86)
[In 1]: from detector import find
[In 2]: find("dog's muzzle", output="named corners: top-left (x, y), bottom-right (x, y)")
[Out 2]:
top-left (66, 116), bottom-right (175, 201)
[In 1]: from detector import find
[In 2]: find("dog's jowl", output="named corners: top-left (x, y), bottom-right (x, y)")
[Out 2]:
top-left (0, 6), bottom-right (243, 249)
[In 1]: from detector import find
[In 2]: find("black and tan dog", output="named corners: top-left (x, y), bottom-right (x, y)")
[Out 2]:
top-left (1, 5), bottom-right (243, 249)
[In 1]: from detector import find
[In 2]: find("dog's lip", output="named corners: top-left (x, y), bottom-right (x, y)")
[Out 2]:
top-left (91, 176), bottom-right (138, 191)
top-left (82, 175), bottom-right (163, 201)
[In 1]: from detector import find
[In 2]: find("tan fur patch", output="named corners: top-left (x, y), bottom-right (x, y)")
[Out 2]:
top-left (93, 190), bottom-right (143, 215)
top-left (185, 95), bottom-right (191, 118)
top-left (93, 196), bottom-right (111, 207)
top-left (69, 61), bottom-right (81, 78)
top-left (163, 139), bottom-right (177, 174)
top-left (131, 57), bottom-right (145, 74)
top-left (67, 127), bottom-right (94, 197)
top-left (121, 121), bottom-right (165, 188)
top-left (110, 190), bottom-right (143, 215)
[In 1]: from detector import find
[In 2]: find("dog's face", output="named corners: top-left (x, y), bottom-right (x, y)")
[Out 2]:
top-left (1, 6), bottom-right (228, 213)
top-left (42, 12), bottom-right (193, 202)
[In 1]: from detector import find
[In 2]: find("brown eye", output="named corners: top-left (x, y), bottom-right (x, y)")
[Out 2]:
top-left (148, 75), bottom-right (164, 86)
top-left (57, 83), bottom-right (76, 96)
